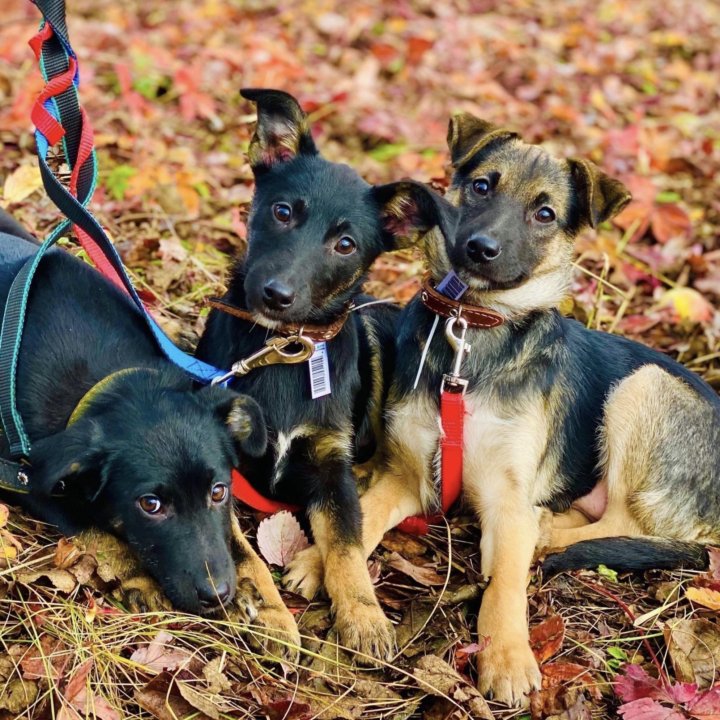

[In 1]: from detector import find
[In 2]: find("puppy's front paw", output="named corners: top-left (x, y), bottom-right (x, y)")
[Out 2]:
top-left (232, 575), bottom-right (301, 661)
top-left (477, 639), bottom-right (541, 707)
top-left (334, 602), bottom-right (395, 665)
top-left (284, 545), bottom-right (324, 599)
top-left (116, 576), bottom-right (171, 614)
top-left (256, 604), bottom-right (302, 662)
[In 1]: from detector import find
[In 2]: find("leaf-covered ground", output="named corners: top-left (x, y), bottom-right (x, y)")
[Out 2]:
top-left (1, 0), bottom-right (719, 718)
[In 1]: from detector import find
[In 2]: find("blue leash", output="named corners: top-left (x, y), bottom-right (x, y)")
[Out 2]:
top-left (0, 0), bottom-right (227, 459)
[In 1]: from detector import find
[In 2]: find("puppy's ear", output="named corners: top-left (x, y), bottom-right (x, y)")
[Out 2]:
top-left (372, 180), bottom-right (458, 251)
top-left (241, 88), bottom-right (318, 173)
top-left (567, 158), bottom-right (631, 228)
top-left (447, 112), bottom-right (518, 168)
top-left (200, 386), bottom-right (268, 458)
top-left (29, 421), bottom-right (109, 502)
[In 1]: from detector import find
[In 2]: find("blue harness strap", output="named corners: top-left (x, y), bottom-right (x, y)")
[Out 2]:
top-left (0, 0), bottom-right (227, 459)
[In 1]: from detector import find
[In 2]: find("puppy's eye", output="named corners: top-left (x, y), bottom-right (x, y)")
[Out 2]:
top-left (472, 178), bottom-right (491, 196)
top-left (272, 202), bottom-right (292, 222)
top-left (138, 495), bottom-right (163, 515)
top-left (334, 236), bottom-right (356, 255)
top-left (534, 206), bottom-right (556, 223)
top-left (211, 483), bottom-right (228, 504)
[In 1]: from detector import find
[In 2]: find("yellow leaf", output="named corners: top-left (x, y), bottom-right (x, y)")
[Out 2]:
top-left (659, 287), bottom-right (714, 324)
top-left (1, 546), bottom-right (17, 561)
top-left (3, 164), bottom-right (43, 204)
top-left (687, 587), bottom-right (720, 611)
top-left (0, 504), bottom-right (8, 528)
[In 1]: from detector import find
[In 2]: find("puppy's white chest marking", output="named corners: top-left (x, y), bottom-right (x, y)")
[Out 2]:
top-left (462, 393), bottom-right (551, 508)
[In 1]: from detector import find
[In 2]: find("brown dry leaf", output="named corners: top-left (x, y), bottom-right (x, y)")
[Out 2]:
top-left (130, 631), bottom-right (193, 674)
top-left (2, 164), bottom-right (43, 204)
top-left (387, 551), bottom-right (445, 587)
top-left (380, 529), bottom-right (427, 558)
top-left (16, 568), bottom-right (78, 594)
top-left (202, 657), bottom-right (231, 694)
top-left (414, 655), bottom-right (493, 720)
top-left (19, 635), bottom-right (70, 681)
top-left (686, 587), bottom-right (720, 611)
top-left (0, 504), bottom-right (9, 528)
top-left (177, 680), bottom-right (234, 720)
top-left (135, 672), bottom-right (213, 720)
top-left (666, 619), bottom-right (720, 688)
top-left (54, 538), bottom-right (84, 569)
top-left (57, 658), bottom-right (120, 720)
top-left (531, 614), bottom-right (566, 664)
top-left (68, 554), bottom-right (99, 586)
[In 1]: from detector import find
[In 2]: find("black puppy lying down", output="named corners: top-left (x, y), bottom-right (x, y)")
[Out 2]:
top-left (0, 215), bottom-right (298, 649)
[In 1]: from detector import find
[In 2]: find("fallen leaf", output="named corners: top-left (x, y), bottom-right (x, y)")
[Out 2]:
top-left (135, 671), bottom-right (213, 720)
top-left (659, 288), bottom-right (714, 324)
top-left (177, 680), bottom-right (231, 720)
top-left (531, 614), bottom-right (566, 664)
top-left (707, 548), bottom-right (720, 582)
top-left (687, 587), bottom-right (720, 611)
top-left (617, 697), bottom-right (686, 720)
top-left (386, 551), bottom-right (445, 586)
top-left (651, 203), bottom-right (692, 243)
top-left (414, 655), bottom-right (493, 720)
top-left (16, 569), bottom-right (77, 594)
top-left (688, 685), bottom-right (720, 720)
top-left (58, 658), bottom-right (120, 720)
top-left (2, 164), bottom-right (43, 204)
top-left (666, 619), bottom-right (720, 688)
top-left (20, 636), bottom-right (70, 681)
top-left (0, 504), bottom-right (9, 528)
top-left (54, 538), bottom-right (84, 569)
top-left (256, 511), bottom-right (309, 567)
top-left (130, 631), bottom-right (193, 674)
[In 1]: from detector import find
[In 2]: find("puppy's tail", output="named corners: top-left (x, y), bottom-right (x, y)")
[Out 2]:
top-left (542, 537), bottom-right (709, 577)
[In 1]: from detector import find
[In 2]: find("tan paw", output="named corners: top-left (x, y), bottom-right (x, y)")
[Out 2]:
top-left (116, 576), bottom-right (172, 614)
top-left (334, 601), bottom-right (395, 665)
top-left (477, 639), bottom-right (541, 707)
top-left (255, 604), bottom-right (302, 662)
top-left (284, 545), bottom-right (324, 599)
top-left (230, 578), bottom-right (301, 661)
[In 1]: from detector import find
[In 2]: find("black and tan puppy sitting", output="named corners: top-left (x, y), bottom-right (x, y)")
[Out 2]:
top-left (328, 115), bottom-right (720, 704)
top-left (196, 89), bottom-right (455, 659)
top-left (0, 212), bottom-right (299, 653)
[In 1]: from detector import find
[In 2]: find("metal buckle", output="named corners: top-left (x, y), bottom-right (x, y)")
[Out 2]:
top-left (442, 315), bottom-right (471, 392)
top-left (212, 334), bottom-right (316, 385)
top-left (440, 374), bottom-right (469, 396)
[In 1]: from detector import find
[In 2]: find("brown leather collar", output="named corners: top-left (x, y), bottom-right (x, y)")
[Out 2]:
top-left (420, 276), bottom-right (504, 329)
top-left (206, 298), bottom-right (353, 342)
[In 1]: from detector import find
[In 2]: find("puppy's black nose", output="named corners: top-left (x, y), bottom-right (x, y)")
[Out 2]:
top-left (198, 581), bottom-right (232, 609)
top-left (262, 279), bottom-right (295, 310)
top-left (466, 235), bottom-right (501, 263)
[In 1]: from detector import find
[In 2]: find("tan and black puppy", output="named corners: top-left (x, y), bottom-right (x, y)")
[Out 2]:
top-left (329, 115), bottom-right (720, 705)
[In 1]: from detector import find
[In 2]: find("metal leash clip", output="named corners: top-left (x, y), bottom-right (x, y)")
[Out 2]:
top-left (212, 334), bottom-right (316, 385)
top-left (441, 315), bottom-right (471, 395)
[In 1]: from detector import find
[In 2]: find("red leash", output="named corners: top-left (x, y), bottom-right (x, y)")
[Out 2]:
top-left (397, 314), bottom-right (470, 535)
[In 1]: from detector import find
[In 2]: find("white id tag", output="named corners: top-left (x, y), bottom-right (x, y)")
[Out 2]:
top-left (308, 341), bottom-right (331, 399)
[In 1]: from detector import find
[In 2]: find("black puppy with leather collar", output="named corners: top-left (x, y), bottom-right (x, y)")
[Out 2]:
top-left (0, 211), bottom-right (298, 650)
top-left (196, 89), bottom-right (455, 659)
